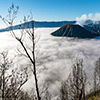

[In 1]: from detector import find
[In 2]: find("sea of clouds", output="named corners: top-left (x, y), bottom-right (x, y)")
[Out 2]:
top-left (0, 27), bottom-right (100, 99)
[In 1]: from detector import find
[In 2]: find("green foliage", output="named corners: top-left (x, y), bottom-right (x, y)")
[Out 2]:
top-left (88, 96), bottom-right (100, 100)
top-left (88, 96), bottom-right (95, 100)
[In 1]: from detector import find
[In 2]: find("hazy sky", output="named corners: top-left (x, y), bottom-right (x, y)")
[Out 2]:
top-left (0, 0), bottom-right (100, 21)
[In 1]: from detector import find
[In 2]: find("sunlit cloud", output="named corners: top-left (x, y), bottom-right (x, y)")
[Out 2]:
top-left (76, 13), bottom-right (100, 25)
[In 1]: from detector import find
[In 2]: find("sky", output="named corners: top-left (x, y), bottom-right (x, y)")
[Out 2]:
top-left (0, 0), bottom-right (100, 22)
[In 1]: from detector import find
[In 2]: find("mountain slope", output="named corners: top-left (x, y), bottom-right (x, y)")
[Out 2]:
top-left (0, 21), bottom-right (76, 32)
top-left (51, 24), bottom-right (100, 38)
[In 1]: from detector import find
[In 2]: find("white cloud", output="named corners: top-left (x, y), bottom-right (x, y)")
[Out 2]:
top-left (1, 28), bottom-right (100, 99)
top-left (76, 13), bottom-right (100, 25)
top-left (76, 13), bottom-right (100, 21)
top-left (88, 13), bottom-right (93, 18)
top-left (76, 14), bottom-right (88, 21)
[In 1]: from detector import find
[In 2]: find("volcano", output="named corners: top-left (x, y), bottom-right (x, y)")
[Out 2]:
top-left (51, 24), bottom-right (100, 38)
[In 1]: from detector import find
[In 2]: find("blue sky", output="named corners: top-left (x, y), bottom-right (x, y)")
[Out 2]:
top-left (0, 0), bottom-right (100, 21)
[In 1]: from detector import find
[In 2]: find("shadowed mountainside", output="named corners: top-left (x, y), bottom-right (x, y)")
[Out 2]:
top-left (84, 24), bottom-right (100, 34)
top-left (51, 24), bottom-right (100, 38)
top-left (0, 21), bottom-right (76, 32)
top-left (80, 20), bottom-right (100, 34)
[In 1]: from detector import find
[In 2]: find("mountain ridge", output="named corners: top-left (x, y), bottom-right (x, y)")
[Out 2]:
top-left (0, 21), bottom-right (76, 32)
top-left (51, 24), bottom-right (100, 38)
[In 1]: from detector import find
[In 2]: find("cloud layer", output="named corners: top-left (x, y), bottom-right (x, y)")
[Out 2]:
top-left (33, 28), bottom-right (100, 99)
top-left (76, 13), bottom-right (100, 25)
top-left (1, 28), bottom-right (100, 99)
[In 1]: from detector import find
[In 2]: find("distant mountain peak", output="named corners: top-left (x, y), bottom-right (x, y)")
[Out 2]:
top-left (51, 24), bottom-right (100, 38)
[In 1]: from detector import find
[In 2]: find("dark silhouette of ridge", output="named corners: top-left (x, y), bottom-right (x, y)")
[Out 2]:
top-left (51, 24), bottom-right (100, 38)
top-left (0, 21), bottom-right (76, 32)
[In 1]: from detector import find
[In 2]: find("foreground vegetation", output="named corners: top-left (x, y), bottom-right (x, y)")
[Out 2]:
top-left (0, 4), bottom-right (100, 100)
top-left (86, 90), bottom-right (100, 100)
